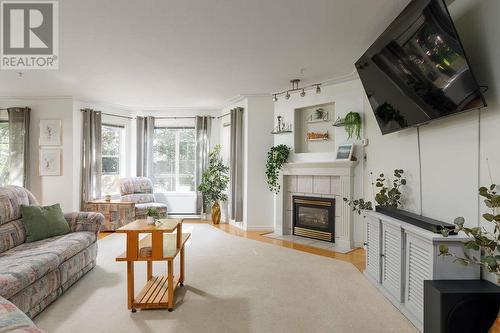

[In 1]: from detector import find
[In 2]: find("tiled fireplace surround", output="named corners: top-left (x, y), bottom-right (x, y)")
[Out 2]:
top-left (273, 161), bottom-right (357, 252)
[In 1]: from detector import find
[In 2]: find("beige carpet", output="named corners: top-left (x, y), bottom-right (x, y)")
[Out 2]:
top-left (34, 224), bottom-right (417, 333)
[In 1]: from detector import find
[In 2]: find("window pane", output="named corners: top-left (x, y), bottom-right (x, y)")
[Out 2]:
top-left (0, 123), bottom-right (9, 187)
top-left (102, 157), bottom-right (119, 174)
top-left (153, 127), bottom-right (195, 192)
top-left (101, 125), bottom-right (123, 195)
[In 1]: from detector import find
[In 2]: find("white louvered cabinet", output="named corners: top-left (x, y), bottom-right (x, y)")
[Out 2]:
top-left (381, 221), bottom-right (403, 303)
top-left (364, 211), bottom-right (479, 332)
top-left (364, 215), bottom-right (381, 283)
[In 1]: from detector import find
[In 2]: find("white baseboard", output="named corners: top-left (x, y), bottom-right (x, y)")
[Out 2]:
top-left (244, 225), bottom-right (274, 231)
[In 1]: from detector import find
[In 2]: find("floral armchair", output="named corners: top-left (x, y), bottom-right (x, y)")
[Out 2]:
top-left (119, 177), bottom-right (167, 219)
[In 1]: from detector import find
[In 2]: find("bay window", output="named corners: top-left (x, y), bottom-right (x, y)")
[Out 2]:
top-left (153, 127), bottom-right (196, 193)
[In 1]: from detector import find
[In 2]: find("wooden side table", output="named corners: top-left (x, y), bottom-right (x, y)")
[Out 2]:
top-left (86, 200), bottom-right (135, 231)
top-left (115, 218), bottom-right (190, 312)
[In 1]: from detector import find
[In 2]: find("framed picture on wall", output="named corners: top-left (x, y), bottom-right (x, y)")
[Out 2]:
top-left (39, 149), bottom-right (62, 176)
top-left (335, 143), bottom-right (354, 161)
top-left (39, 120), bottom-right (62, 146)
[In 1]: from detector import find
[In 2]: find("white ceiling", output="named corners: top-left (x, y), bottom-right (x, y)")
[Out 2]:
top-left (0, 0), bottom-right (411, 110)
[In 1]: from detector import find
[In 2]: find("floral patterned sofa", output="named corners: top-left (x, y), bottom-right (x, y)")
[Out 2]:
top-left (0, 186), bottom-right (103, 319)
top-left (119, 177), bottom-right (167, 219)
top-left (0, 296), bottom-right (44, 332)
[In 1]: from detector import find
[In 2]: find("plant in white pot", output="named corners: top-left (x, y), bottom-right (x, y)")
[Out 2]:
top-left (197, 145), bottom-right (229, 224)
top-left (146, 208), bottom-right (159, 225)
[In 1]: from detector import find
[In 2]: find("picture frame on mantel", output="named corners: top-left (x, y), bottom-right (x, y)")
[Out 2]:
top-left (335, 143), bottom-right (354, 161)
top-left (39, 119), bottom-right (62, 146)
top-left (39, 149), bottom-right (62, 176)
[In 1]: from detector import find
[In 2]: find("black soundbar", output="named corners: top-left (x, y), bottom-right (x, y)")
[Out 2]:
top-left (375, 206), bottom-right (457, 235)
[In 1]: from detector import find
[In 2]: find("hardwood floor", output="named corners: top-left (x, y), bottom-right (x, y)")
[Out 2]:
top-left (99, 220), bottom-right (366, 273)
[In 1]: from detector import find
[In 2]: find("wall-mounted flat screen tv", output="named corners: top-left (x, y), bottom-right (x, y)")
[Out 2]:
top-left (355, 0), bottom-right (486, 135)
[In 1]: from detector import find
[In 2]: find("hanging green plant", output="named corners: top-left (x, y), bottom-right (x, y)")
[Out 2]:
top-left (343, 112), bottom-right (362, 140)
top-left (265, 145), bottom-right (291, 194)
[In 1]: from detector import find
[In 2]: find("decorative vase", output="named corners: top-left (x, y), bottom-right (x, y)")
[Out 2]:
top-left (146, 216), bottom-right (155, 225)
top-left (211, 202), bottom-right (221, 225)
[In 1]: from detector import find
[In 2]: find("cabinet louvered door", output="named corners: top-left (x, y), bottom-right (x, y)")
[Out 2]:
top-left (404, 233), bottom-right (433, 326)
top-left (381, 221), bottom-right (403, 302)
top-left (365, 215), bottom-right (381, 283)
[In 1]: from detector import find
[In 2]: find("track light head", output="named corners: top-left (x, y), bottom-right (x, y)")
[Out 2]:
top-left (285, 91), bottom-right (290, 100)
top-left (273, 94), bottom-right (278, 102)
top-left (300, 89), bottom-right (305, 97)
top-left (316, 85), bottom-right (321, 94)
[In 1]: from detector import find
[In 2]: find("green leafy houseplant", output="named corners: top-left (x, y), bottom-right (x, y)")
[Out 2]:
top-left (343, 169), bottom-right (406, 215)
top-left (197, 145), bottom-right (230, 223)
top-left (440, 184), bottom-right (500, 282)
top-left (146, 208), bottom-right (159, 218)
top-left (265, 145), bottom-right (291, 194)
top-left (343, 112), bottom-right (362, 140)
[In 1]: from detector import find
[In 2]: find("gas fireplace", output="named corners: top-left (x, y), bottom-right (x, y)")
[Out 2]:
top-left (293, 196), bottom-right (335, 243)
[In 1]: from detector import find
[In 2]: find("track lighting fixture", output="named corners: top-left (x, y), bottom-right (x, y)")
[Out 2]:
top-left (272, 79), bottom-right (321, 102)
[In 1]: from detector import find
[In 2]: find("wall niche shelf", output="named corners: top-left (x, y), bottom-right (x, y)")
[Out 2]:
top-left (306, 138), bottom-right (329, 142)
top-left (271, 130), bottom-right (293, 135)
top-left (294, 102), bottom-right (335, 154)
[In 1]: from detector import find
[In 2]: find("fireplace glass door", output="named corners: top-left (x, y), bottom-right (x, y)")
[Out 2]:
top-left (293, 196), bottom-right (335, 242)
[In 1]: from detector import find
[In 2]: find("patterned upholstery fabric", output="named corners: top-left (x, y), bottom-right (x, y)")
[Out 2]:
top-left (0, 232), bottom-right (96, 299)
top-left (119, 177), bottom-right (168, 218)
top-left (0, 186), bottom-right (38, 226)
top-left (0, 186), bottom-right (102, 320)
top-left (0, 296), bottom-right (44, 333)
top-left (119, 177), bottom-right (154, 196)
top-left (134, 203), bottom-right (167, 220)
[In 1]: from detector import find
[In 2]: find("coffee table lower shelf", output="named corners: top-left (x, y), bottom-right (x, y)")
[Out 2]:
top-left (132, 275), bottom-right (182, 311)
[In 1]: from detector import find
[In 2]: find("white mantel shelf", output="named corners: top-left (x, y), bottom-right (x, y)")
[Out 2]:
top-left (274, 159), bottom-right (359, 251)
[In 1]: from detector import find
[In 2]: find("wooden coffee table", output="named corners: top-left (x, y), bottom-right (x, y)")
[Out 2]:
top-left (115, 219), bottom-right (190, 312)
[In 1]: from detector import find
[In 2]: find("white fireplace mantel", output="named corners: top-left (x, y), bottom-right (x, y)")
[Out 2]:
top-left (274, 160), bottom-right (359, 251)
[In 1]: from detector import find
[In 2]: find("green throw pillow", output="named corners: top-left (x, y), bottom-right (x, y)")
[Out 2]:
top-left (21, 204), bottom-right (70, 242)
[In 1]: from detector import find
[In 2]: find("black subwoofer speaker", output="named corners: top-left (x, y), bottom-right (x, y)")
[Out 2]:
top-left (424, 280), bottom-right (500, 333)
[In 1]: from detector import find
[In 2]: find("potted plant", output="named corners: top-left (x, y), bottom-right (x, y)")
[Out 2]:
top-left (265, 145), bottom-right (291, 194)
top-left (198, 145), bottom-right (229, 224)
top-left (343, 111), bottom-right (362, 140)
top-left (146, 208), bottom-right (159, 225)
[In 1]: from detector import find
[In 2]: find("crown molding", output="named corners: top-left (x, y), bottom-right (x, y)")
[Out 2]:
top-left (0, 95), bottom-right (73, 101)
top-left (321, 69), bottom-right (359, 87)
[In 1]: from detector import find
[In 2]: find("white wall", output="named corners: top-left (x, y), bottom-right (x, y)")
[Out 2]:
top-left (363, 0), bottom-right (500, 230)
top-left (273, 79), bottom-right (366, 245)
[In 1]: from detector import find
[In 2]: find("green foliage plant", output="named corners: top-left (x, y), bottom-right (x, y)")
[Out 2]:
top-left (343, 169), bottom-right (406, 215)
top-left (197, 145), bottom-right (230, 205)
top-left (146, 208), bottom-right (159, 218)
top-left (343, 112), bottom-right (362, 140)
top-left (440, 184), bottom-right (500, 282)
top-left (265, 145), bottom-right (291, 194)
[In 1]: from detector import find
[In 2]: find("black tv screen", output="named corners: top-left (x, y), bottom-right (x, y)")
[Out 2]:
top-left (355, 0), bottom-right (486, 135)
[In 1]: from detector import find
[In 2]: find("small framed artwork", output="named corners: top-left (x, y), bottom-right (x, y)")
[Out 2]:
top-left (335, 143), bottom-right (354, 161)
top-left (39, 149), bottom-right (62, 176)
top-left (39, 120), bottom-right (62, 146)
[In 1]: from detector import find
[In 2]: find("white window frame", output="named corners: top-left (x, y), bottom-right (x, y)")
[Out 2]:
top-left (100, 115), bottom-right (131, 197)
top-left (153, 126), bottom-right (196, 194)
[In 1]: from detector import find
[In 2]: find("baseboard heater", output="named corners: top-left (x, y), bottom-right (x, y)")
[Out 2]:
top-left (375, 206), bottom-right (457, 235)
